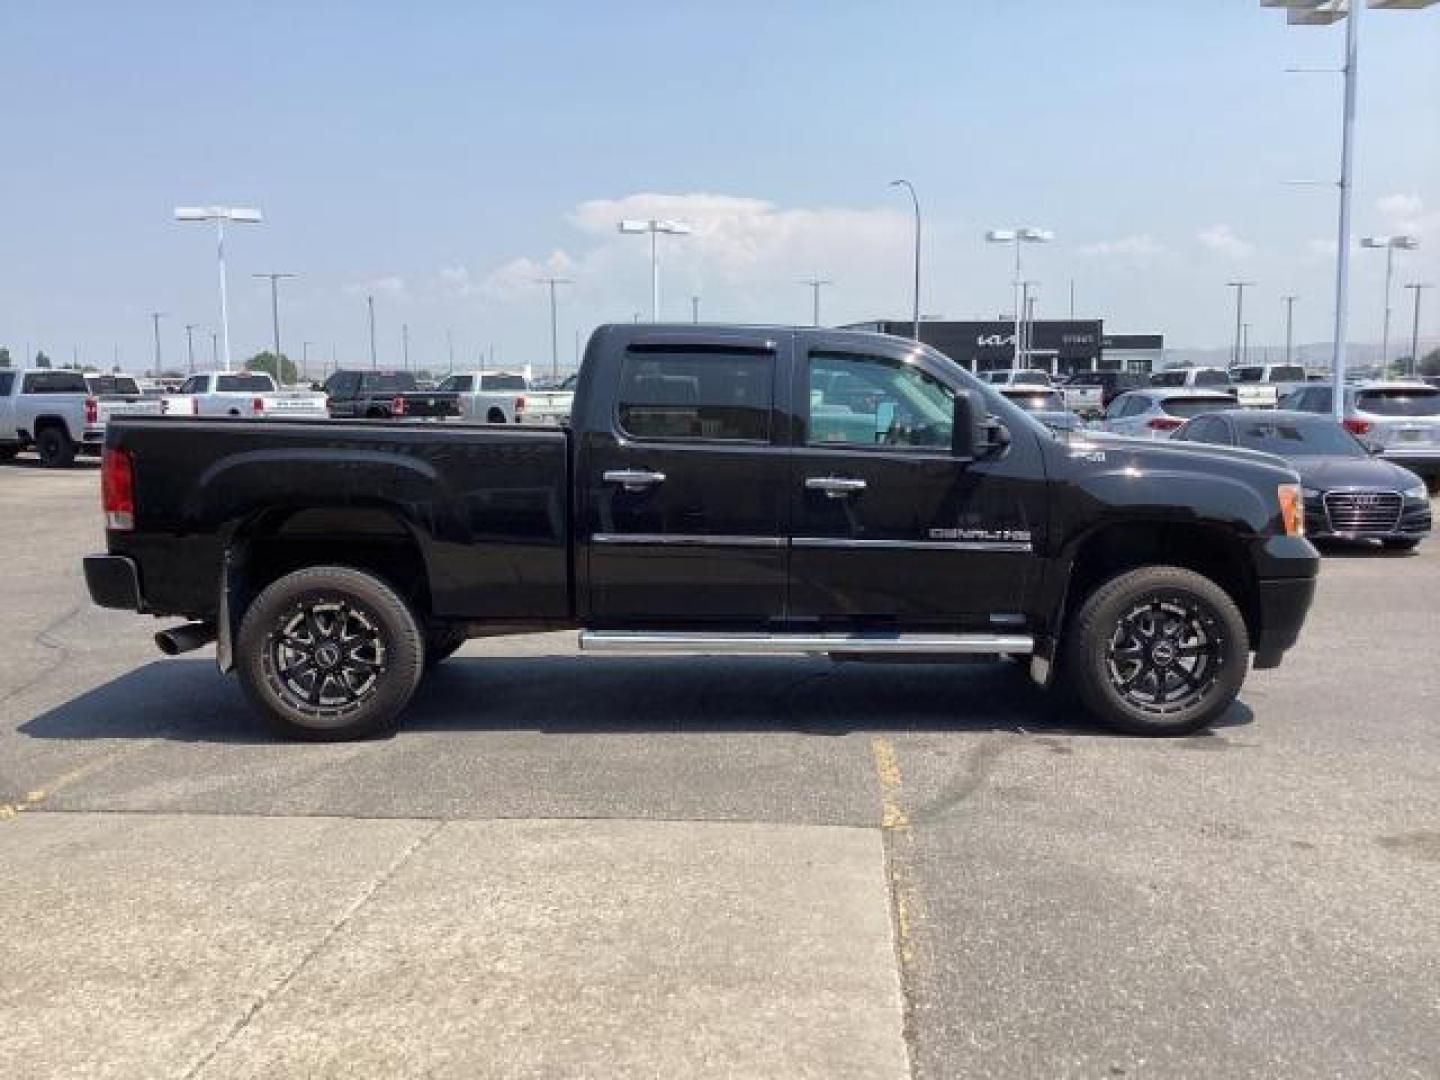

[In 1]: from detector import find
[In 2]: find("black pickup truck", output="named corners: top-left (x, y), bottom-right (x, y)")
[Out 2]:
top-left (85, 324), bottom-right (1319, 740)
top-left (320, 369), bottom-right (459, 419)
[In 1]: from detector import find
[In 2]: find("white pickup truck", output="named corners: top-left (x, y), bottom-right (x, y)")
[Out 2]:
top-left (176, 371), bottom-right (329, 419)
top-left (0, 368), bottom-right (164, 466)
top-left (1150, 366), bottom-right (1278, 409)
top-left (432, 371), bottom-right (575, 426)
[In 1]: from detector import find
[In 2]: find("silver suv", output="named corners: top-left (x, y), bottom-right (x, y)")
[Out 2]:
top-left (1284, 381), bottom-right (1440, 492)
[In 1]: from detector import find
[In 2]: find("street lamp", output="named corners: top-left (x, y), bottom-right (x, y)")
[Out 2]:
top-left (535, 276), bottom-right (572, 382)
top-left (252, 273), bottom-right (296, 369)
top-left (173, 206), bottom-right (263, 372)
top-left (1282, 296), bottom-right (1299, 366)
top-left (889, 180), bottom-right (922, 340)
top-left (1227, 282), bottom-right (1256, 368)
top-left (1260, 0), bottom-right (1439, 418)
top-left (148, 311), bottom-right (167, 375)
top-left (1360, 235), bottom-right (1420, 369)
top-left (800, 276), bottom-right (833, 327)
top-left (1403, 283), bottom-right (1432, 376)
top-left (985, 227), bottom-right (1054, 368)
top-left (618, 218), bottom-right (691, 321)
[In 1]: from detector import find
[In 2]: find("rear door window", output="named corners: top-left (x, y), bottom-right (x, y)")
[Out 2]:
top-left (1355, 389), bottom-right (1440, 417)
top-left (22, 372), bottom-right (88, 393)
top-left (216, 374), bottom-right (275, 392)
top-left (0, 372), bottom-right (14, 395)
top-left (617, 348), bottom-right (774, 442)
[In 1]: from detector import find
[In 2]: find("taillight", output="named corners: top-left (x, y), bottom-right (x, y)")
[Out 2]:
top-left (252, 397), bottom-right (266, 414)
top-left (1147, 416), bottom-right (1184, 431)
top-left (84, 397), bottom-right (98, 425)
top-left (515, 395), bottom-right (526, 414)
top-left (1343, 418), bottom-right (1371, 436)
top-left (101, 448), bottom-right (134, 531)
top-left (392, 396), bottom-right (407, 416)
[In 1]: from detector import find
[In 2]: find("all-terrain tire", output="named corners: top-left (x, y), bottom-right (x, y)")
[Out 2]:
top-left (1063, 565), bottom-right (1249, 737)
top-left (236, 565), bottom-right (424, 741)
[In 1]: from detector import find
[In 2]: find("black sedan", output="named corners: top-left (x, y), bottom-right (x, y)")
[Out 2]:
top-left (1173, 410), bottom-right (1431, 550)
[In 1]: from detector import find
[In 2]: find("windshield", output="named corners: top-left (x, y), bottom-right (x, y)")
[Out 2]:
top-left (216, 374), bottom-right (275, 392)
top-left (1234, 417), bottom-right (1366, 457)
top-left (1191, 369), bottom-right (1230, 387)
top-left (1161, 395), bottom-right (1237, 418)
top-left (360, 373), bottom-right (416, 393)
top-left (480, 374), bottom-right (527, 391)
top-left (1355, 388), bottom-right (1440, 417)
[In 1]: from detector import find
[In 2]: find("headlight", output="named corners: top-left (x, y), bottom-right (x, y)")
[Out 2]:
top-left (1403, 483), bottom-right (1428, 502)
top-left (1277, 483), bottom-right (1304, 538)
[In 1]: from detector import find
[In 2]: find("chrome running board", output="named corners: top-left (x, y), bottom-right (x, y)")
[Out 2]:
top-left (578, 630), bottom-right (1033, 656)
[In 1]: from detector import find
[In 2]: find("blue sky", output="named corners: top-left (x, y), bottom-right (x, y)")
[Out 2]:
top-left (2, 1), bottom-right (1437, 374)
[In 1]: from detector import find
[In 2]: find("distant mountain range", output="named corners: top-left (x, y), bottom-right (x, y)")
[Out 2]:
top-left (1159, 339), bottom-right (1438, 371)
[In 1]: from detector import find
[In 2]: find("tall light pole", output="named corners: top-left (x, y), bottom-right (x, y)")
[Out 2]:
top-left (302, 341), bottom-right (314, 382)
top-left (366, 295), bottom-right (377, 370)
top-left (174, 206), bottom-right (263, 372)
top-left (801, 276), bottom-right (833, 327)
top-left (986, 227), bottom-right (1054, 368)
top-left (183, 323), bottom-right (198, 375)
top-left (1242, 322), bottom-right (1252, 366)
top-left (446, 327), bottom-right (455, 374)
top-left (535, 276), bottom-right (572, 382)
top-left (691, 295), bottom-right (700, 324)
top-left (618, 219), bottom-right (691, 320)
top-left (1227, 282), bottom-right (1255, 367)
top-left (1282, 295), bottom-right (1299, 366)
top-left (1020, 281), bottom-right (1040, 367)
top-left (1360, 235), bottom-right (1419, 369)
top-left (210, 331), bottom-right (219, 368)
top-left (401, 323), bottom-right (410, 372)
top-left (889, 179), bottom-right (921, 340)
top-left (149, 311), bottom-right (167, 374)
top-left (1404, 283), bottom-right (1431, 376)
top-left (252, 272), bottom-right (295, 366)
top-left (1261, 0), bottom-right (1440, 420)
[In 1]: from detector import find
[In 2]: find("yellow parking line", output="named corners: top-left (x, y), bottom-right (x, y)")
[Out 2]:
top-left (0, 744), bottom-right (150, 821)
top-left (870, 736), bottom-right (917, 969)
top-left (871, 735), bottom-right (910, 829)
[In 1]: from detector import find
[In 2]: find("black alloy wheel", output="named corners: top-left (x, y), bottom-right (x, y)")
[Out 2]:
top-left (237, 566), bottom-right (423, 740)
top-left (1065, 565), bottom-right (1249, 736)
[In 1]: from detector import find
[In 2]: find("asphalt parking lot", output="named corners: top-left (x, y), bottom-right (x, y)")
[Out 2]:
top-left (2, 458), bottom-right (1438, 1079)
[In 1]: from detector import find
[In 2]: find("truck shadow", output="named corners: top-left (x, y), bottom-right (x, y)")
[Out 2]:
top-left (20, 655), bottom-right (1254, 744)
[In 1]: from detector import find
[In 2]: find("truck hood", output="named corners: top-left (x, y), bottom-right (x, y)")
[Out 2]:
top-left (1058, 429), bottom-right (1299, 483)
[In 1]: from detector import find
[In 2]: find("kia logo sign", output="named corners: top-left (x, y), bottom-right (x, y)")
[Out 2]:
top-left (977, 334), bottom-right (1016, 347)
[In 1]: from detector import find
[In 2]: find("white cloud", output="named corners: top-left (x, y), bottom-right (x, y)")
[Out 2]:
top-left (1376, 193), bottom-right (1438, 240)
top-left (1305, 237), bottom-right (1338, 259)
top-left (342, 274), bottom-right (406, 298)
top-left (1077, 234), bottom-right (1165, 259)
top-left (478, 250), bottom-right (577, 301)
top-left (1196, 224), bottom-right (1254, 258)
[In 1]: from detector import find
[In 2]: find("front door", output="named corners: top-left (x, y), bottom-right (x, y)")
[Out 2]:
top-left (583, 338), bottom-right (789, 624)
top-left (787, 340), bottom-right (1041, 629)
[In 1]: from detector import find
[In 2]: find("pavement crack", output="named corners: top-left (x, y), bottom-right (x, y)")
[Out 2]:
top-left (183, 818), bottom-right (446, 1079)
top-left (0, 602), bottom-right (84, 709)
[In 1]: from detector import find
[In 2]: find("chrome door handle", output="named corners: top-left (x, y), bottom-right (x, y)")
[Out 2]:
top-left (603, 468), bottom-right (667, 492)
top-left (805, 476), bottom-right (867, 498)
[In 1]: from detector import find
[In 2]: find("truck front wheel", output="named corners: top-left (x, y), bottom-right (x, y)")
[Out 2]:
top-left (1064, 566), bottom-right (1249, 737)
top-left (236, 566), bottom-right (424, 741)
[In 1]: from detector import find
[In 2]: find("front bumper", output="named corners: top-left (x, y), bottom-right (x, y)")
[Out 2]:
top-left (1303, 499), bottom-right (1432, 541)
top-left (1249, 536), bottom-right (1320, 670)
top-left (83, 554), bottom-right (143, 611)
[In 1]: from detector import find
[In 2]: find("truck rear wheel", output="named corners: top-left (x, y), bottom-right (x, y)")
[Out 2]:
top-left (236, 565), bottom-right (424, 741)
top-left (1063, 566), bottom-right (1248, 737)
top-left (35, 425), bottom-right (77, 468)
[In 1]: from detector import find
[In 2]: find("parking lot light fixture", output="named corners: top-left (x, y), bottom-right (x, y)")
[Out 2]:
top-left (1261, 0), bottom-right (1440, 418)
top-left (986, 227), bottom-right (1053, 367)
top-left (1228, 282), bottom-right (1257, 367)
top-left (1360, 235), bottom-right (1420, 369)
top-left (618, 219), bottom-right (691, 321)
top-left (174, 206), bottom-right (263, 372)
top-left (889, 180), bottom-right (922, 340)
top-left (1403, 283), bottom-right (1431, 377)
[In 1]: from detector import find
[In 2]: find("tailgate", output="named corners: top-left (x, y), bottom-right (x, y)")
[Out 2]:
top-left (1235, 385), bottom-right (1278, 409)
top-left (97, 397), bottom-right (165, 422)
top-left (399, 392), bottom-right (460, 418)
top-left (262, 393), bottom-right (328, 415)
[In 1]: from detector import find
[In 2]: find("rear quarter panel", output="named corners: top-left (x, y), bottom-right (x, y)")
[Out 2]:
top-left (108, 418), bottom-right (571, 620)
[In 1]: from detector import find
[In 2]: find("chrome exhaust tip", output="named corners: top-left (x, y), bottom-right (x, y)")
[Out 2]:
top-left (154, 622), bottom-right (217, 656)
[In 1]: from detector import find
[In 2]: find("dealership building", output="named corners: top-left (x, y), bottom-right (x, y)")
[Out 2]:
top-left (845, 320), bottom-right (1164, 376)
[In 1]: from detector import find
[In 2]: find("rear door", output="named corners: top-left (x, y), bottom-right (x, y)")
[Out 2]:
top-left (582, 334), bottom-right (789, 623)
top-left (787, 337), bottom-right (1042, 628)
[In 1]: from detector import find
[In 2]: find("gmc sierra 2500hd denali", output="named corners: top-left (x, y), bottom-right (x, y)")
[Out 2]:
top-left (84, 324), bottom-right (1320, 741)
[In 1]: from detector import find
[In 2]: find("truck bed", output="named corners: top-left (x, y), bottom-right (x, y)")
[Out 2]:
top-left (105, 416), bottom-right (571, 620)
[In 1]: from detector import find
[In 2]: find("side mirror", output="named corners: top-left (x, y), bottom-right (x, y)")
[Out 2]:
top-left (952, 389), bottom-right (1007, 460)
